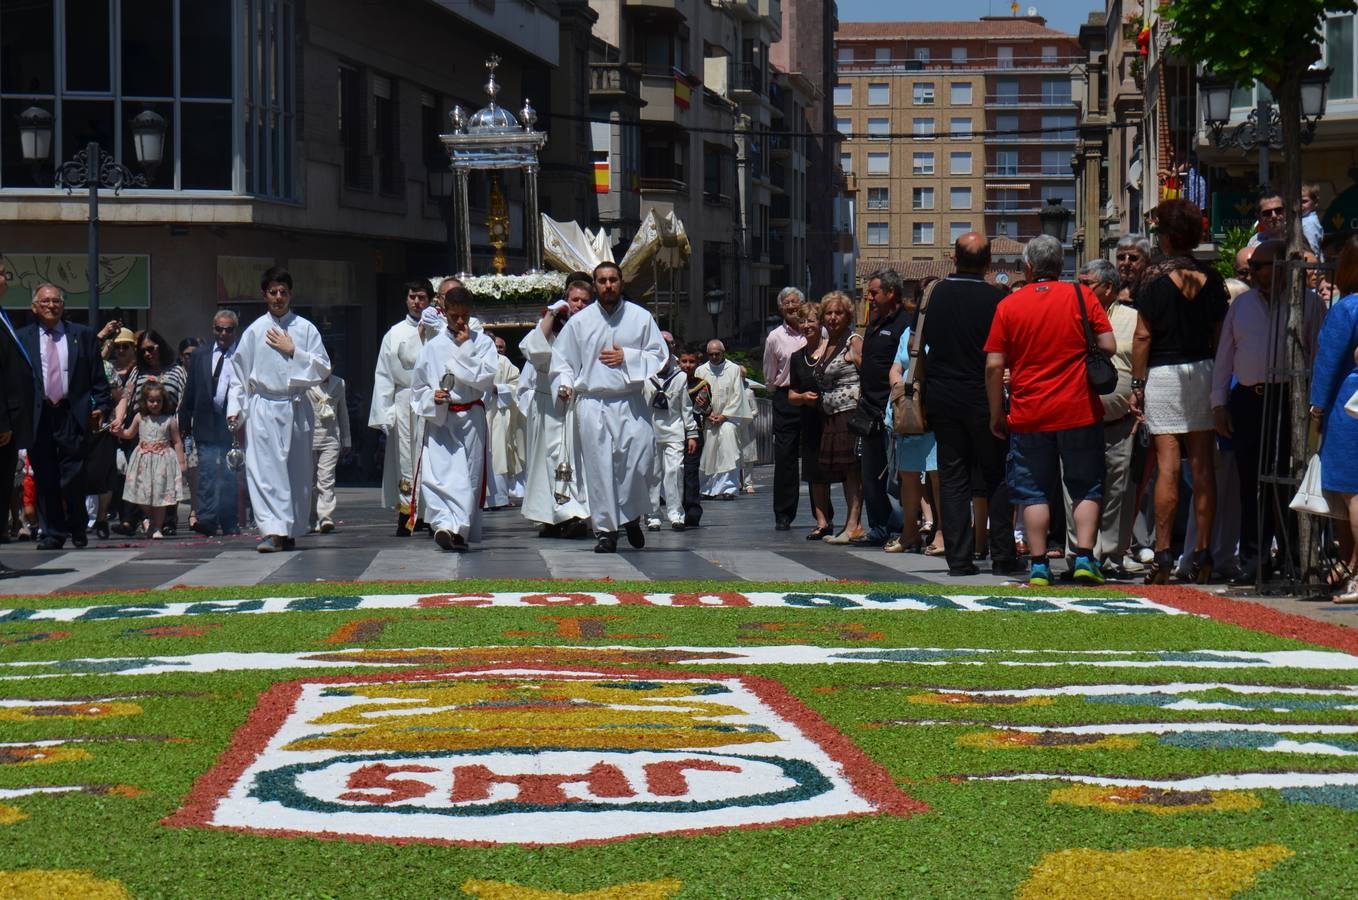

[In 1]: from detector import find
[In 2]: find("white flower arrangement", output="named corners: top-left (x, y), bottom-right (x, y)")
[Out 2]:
top-left (428, 272), bottom-right (566, 303)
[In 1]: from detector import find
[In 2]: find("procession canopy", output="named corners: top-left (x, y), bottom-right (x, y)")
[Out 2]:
top-left (541, 208), bottom-right (692, 297)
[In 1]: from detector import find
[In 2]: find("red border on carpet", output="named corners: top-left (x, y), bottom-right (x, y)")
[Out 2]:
top-left (1122, 584), bottom-right (1358, 655)
top-left (163, 664), bottom-right (927, 847)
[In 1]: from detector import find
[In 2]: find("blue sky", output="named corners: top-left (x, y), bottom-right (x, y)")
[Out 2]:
top-left (835, 0), bottom-right (1098, 34)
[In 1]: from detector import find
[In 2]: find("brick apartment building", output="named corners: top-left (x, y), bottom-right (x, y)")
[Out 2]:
top-left (834, 16), bottom-right (1082, 282)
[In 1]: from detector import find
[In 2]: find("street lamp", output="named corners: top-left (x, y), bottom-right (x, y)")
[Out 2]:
top-left (704, 287), bottom-right (726, 340)
top-left (1039, 197), bottom-right (1072, 243)
top-left (1199, 68), bottom-right (1332, 190)
top-left (16, 106), bottom-right (166, 321)
top-left (427, 167), bottom-right (457, 276)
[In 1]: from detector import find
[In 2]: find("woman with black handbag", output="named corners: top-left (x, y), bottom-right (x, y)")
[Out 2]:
top-left (815, 292), bottom-right (865, 544)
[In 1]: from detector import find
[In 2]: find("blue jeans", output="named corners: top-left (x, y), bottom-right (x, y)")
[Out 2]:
top-left (196, 443), bottom-right (239, 533)
top-left (1007, 424), bottom-right (1105, 508)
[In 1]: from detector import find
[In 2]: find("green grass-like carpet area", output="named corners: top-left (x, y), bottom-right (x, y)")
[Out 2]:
top-left (0, 579), bottom-right (1356, 898)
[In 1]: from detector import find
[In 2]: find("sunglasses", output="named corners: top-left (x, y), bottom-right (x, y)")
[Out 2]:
top-left (213, 326), bottom-right (236, 333)
top-left (1260, 208), bottom-right (1285, 218)
top-left (1115, 253), bottom-right (1141, 261)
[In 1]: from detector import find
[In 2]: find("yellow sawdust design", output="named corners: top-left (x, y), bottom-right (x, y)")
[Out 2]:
top-left (0, 703), bottom-right (140, 722)
top-left (0, 806), bottom-right (25, 825)
top-left (957, 731), bottom-right (1140, 751)
top-left (286, 678), bottom-right (775, 753)
top-left (1050, 785), bottom-right (1263, 815)
top-left (1017, 845), bottom-right (1293, 899)
top-left (0, 869), bottom-right (131, 899)
top-left (460, 878), bottom-right (682, 900)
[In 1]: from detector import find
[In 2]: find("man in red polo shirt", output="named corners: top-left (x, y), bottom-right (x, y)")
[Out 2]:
top-left (985, 235), bottom-right (1116, 587)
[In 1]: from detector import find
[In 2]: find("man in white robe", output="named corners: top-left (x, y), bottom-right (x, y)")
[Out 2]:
top-left (411, 289), bottom-right (498, 551)
top-left (484, 335), bottom-right (525, 509)
top-left (550, 262), bottom-right (668, 553)
top-left (696, 340), bottom-right (750, 500)
top-left (227, 267), bottom-right (331, 552)
top-left (519, 280), bottom-right (592, 535)
top-left (369, 280), bottom-right (429, 535)
top-left (739, 382), bottom-right (759, 493)
top-left (644, 333), bottom-right (698, 530)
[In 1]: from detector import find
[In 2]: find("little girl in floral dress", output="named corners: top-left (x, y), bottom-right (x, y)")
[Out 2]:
top-left (121, 384), bottom-right (188, 539)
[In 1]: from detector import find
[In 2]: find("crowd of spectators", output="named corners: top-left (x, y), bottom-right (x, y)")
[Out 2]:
top-left (763, 194), bottom-right (1358, 602)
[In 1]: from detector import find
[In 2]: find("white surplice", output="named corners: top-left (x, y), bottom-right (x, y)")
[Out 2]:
top-left (644, 366), bottom-right (696, 525)
top-left (518, 325), bottom-right (589, 525)
top-left (368, 316), bottom-right (419, 513)
top-left (410, 329), bottom-right (498, 542)
top-left (484, 352), bottom-right (525, 508)
top-left (228, 310), bottom-right (331, 538)
top-left (695, 359), bottom-right (749, 496)
top-left (548, 299), bottom-right (668, 533)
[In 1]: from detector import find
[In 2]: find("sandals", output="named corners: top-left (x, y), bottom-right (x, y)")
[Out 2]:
top-left (1145, 549), bottom-right (1174, 585)
top-left (823, 529), bottom-right (864, 545)
top-left (1187, 549), bottom-right (1214, 585)
top-left (923, 544), bottom-right (947, 557)
top-left (1336, 576), bottom-right (1358, 604)
top-left (1327, 560), bottom-right (1355, 589)
top-left (806, 525), bottom-right (834, 541)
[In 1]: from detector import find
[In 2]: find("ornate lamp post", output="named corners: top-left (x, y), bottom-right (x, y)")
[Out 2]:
top-left (704, 287), bottom-right (726, 340)
top-left (1039, 197), bottom-right (1072, 243)
top-left (1199, 67), bottom-right (1332, 190)
top-left (16, 106), bottom-right (165, 321)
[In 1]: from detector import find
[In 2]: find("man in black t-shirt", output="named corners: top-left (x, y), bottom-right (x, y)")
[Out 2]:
top-left (919, 234), bottom-right (1022, 576)
top-left (856, 269), bottom-right (907, 546)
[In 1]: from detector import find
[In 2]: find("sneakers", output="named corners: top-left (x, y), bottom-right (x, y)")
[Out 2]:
top-left (1028, 562), bottom-right (1053, 587)
top-left (256, 536), bottom-right (283, 553)
top-left (1072, 555), bottom-right (1106, 586)
top-left (645, 516), bottom-right (662, 531)
top-left (434, 529), bottom-right (454, 551)
top-left (150, 529), bottom-right (164, 540)
top-left (319, 520), bottom-right (335, 534)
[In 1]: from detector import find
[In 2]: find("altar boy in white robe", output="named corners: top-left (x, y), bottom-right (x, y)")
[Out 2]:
top-left (644, 332), bottom-right (698, 530)
top-left (410, 288), bottom-right (498, 552)
top-left (696, 340), bottom-right (750, 500)
top-left (484, 334), bottom-right (525, 509)
top-left (369, 280), bottom-right (429, 536)
top-left (227, 266), bottom-right (332, 553)
top-left (549, 262), bottom-right (669, 553)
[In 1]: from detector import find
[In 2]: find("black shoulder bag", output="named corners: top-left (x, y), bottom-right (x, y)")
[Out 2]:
top-left (1074, 282), bottom-right (1118, 396)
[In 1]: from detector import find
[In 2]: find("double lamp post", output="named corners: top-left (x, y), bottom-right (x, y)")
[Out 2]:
top-left (15, 106), bottom-right (167, 321)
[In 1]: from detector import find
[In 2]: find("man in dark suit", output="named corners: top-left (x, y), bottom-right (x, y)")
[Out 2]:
top-left (18, 283), bottom-right (111, 550)
top-left (179, 309), bottom-right (240, 536)
top-left (0, 256), bottom-right (34, 576)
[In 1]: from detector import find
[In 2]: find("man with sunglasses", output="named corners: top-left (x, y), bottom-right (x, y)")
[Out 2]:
top-left (180, 309), bottom-right (242, 536)
top-left (227, 267), bottom-right (331, 553)
top-left (1212, 239), bottom-right (1327, 583)
top-left (0, 257), bottom-right (33, 574)
top-left (1247, 193), bottom-right (1286, 249)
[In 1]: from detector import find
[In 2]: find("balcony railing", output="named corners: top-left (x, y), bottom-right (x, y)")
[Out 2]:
top-left (837, 54), bottom-right (1084, 74)
top-left (590, 62), bottom-right (642, 97)
top-left (984, 165), bottom-right (1074, 178)
top-left (983, 93), bottom-right (1077, 107)
top-left (640, 176), bottom-right (688, 193)
top-left (732, 62), bottom-right (766, 96)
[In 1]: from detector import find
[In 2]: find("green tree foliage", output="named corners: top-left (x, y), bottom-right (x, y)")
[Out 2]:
top-left (1213, 226), bottom-right (1255, 282)
top-left (1164, 0), bottom-right (1349, 92)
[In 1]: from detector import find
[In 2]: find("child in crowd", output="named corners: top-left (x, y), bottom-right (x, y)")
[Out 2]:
top-left (644, 332), bottom-right (698, 530)
top-left (677, 345), bottom-right (711, 529)
top-left (308, 364), bottom-right (352, 533)
top-left (121, 383), bottom-right (188, 539)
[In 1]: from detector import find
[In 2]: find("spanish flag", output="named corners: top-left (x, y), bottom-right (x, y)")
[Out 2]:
top-left (594, 160), bottom-right (610, 194)
top-left (674, 70), bottom-right (692, 110)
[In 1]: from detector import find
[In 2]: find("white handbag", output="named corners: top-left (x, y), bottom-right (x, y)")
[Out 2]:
top-left (1289, 454), bottom-right (1350, 520)
top-left (1345, 387), bottom-right (1358, 420)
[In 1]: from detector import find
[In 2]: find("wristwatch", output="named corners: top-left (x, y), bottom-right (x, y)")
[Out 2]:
top-left (1130, 378), bottom-right (1146, 390)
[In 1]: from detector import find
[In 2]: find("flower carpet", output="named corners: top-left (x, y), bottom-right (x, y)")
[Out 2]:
top-left (1, 578), bottom-right (1357, 898)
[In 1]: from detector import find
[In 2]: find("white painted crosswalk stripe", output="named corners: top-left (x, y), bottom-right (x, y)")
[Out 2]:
top-left (537, 546), bottom-right (647, 581)
top-left (4, 550), bottom-right (143, 595)
top-left (690, 548), bottom-right (828, 582)
top-left (356, 547), bottom-right (460, 582)
top-left (159, 550), bottom-right (295, 589)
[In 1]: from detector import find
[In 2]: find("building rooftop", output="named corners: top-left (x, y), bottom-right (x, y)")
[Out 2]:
top-left (835, 17), bottom-right (1073, 42)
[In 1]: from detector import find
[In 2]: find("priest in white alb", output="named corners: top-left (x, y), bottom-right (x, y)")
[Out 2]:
top-left (227, 266), bottom-right (332, 553)
top-left (369, 280), bottom-right (430, 535)
top-left (696, 339), bottom-right (751, 500)
top-left (484, 334), bottom-right (525, 509)
top-left (518, 277), bottom-right (592, 536)
top-left (549, 262), bottom-right (669, 553)
top-left (410, 287), bottom-right (498, 552)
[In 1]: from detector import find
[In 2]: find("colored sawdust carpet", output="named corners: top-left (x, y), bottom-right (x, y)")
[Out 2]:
top-left (1, 578), bottom-right (1357, 897)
